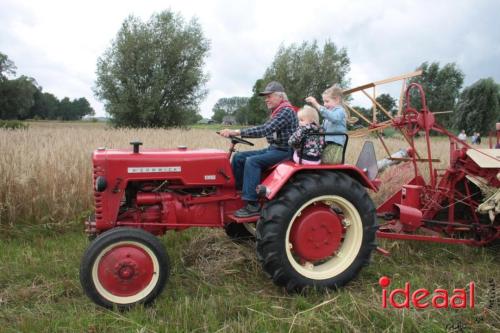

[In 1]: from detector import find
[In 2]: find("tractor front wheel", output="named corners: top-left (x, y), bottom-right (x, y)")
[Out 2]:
top-left (256, 171), bottom-right (377, 292)
top-left (79, 227), bottom-right (170, 309)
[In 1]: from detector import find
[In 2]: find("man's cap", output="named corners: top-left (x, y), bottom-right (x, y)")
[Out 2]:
top-left (259, 81), bottom-right (285, 96)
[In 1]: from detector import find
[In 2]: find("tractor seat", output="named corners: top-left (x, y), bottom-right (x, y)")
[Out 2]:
top-left (355, 141), bottom-right (378, 180)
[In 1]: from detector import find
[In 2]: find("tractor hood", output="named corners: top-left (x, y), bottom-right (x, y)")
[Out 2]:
top-left (92, 147), bottom-right (232, 186)
top-left (94, 147), bottom-right (227, 162)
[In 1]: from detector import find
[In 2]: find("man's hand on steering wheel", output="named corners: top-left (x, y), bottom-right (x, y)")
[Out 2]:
top-left (219, 129), bottom-right (239, 137)
top-left (217, 129), bottom-right (254, 146)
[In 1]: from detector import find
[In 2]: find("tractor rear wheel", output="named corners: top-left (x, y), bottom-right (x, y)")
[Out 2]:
top-left (256, 171), bottom-right (377, 292)
top-left (80, 227), bottom-right (170, 309)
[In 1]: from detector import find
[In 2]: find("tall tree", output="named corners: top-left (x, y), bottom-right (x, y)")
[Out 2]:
top-left (246, 79), bottom-right (270, 125)
top-left (0, 52), bottom-right (16, 82)
top-left (0, 76), bottom-right (38, 119)
top-left (30, 90), bottom-right (59, 119)
top-left (247, 40), bottom-right (350, 124)
top-left (31, 89), bottom-right (47, 119)
top-left (375, 93), bottom-right (397, 122)
top-left (263, 40), bottom-right (350, 105)
top-left (58, 97), bottom-right (73, 120)
top-left (71, 97), bottom-right (95, 119)
top-left (409, 62), bottom-right (464, 129)
top-left (94, 10), bottom-right (209, 127)
top-left (211, 97), bottom-right (249, 123)
top-left (454, 78), bottom-right (500, 135)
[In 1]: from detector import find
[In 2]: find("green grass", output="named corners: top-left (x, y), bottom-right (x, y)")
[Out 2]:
top-left (0, 220), bottom-right (498, 332)
top-left (0, 120), bottom-right (28, 129)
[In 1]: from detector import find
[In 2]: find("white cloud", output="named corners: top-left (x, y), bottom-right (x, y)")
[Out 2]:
top-left (1, 0), bottom-right (499, 118)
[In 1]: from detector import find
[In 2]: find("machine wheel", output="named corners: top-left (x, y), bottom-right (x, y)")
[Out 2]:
top-left (256, 171), bottom-right (377, 292)
top-left (80, 227), bottom-right (170, 309)
top-left (224, 222), bottom-right (256, 241)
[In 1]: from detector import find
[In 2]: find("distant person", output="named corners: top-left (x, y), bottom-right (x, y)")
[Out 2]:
top-left (471, 132), bottom-right (477, 144)
top-left (305, 85), bottom-right (347, 164)
top-left (457, 130), bottom-right (467, 142)
top-left (219, 81), bottom-right (298, 217)
top-left (496, 124), bottom-right (500, 148)
top-left (475, 132), bottom-right (481, 145)
top-left (288, 105), bottom-right (324, 165)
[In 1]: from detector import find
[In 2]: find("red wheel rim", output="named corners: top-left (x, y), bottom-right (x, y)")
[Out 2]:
top-left (289, 204), bottom-right (343, 261)
top-left (285, 196), bottom-right (364, 279)
top-left (97, 244), bottom-right (155, 297)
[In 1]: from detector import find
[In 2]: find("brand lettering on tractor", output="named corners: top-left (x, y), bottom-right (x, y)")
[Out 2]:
top-left (379, 276), bottom-right (475, 309)
top-left (127, 166), bottom-right (181, 173)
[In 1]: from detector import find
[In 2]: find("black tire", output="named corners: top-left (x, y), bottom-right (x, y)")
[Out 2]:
top-left (256, 171), bottom-right (377, 292)
top-left (224, 222), bottom-right (256, 242)
top-left (80, 227), bottom-right (170, 309)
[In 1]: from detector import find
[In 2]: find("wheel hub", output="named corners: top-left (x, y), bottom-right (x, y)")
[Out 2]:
top-left (290, 205), bottom-right (343, 261)
top-left (116, 261), bottom-right (136, 280)
top-left (97, 244), bottom-right (155, 297)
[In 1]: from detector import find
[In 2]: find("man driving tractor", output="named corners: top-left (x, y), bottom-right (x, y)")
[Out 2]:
top-left (219, 81), bottom-right (298, 217)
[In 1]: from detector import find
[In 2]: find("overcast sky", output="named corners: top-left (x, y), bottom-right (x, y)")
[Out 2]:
top-left (1, 0), bottom-right (499, 118)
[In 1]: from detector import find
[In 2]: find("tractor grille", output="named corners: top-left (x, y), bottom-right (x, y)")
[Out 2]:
top-left (93, 164), bottom-right (104, 224)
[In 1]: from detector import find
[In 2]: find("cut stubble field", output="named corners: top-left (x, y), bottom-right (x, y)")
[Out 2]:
top-left (0, 122), bottom-right (498, 332)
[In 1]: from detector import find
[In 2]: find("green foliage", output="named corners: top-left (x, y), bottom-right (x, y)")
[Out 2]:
top-left (95, 10), bottom-right (210, 128)
top-left (264, 40), bottom-right (350, 105)
top-left (409, 62), bottom-right (464, 129)
top-left (0, 225), bottom-right (497, 332)
top-left (375, 93), bottom-right (397, 122)
top-left (0, 52), bottom-right (93, 121)
top-left (31, 90), bottom-right (56, 119)
top-left (246, 79), bottom-right (270, 124)
top-left (188, 113), bottom-right (203, 125)
top-left (351, 105), bottom-right (371, 129)
top-left (0, 75), bottom-right (38, 119)
top-left (246, 40), bottom-right (350, 124)
top-left (54, 97), bottom-right (94, 121)
top-left (454, 78), bottom-right (500, 135)
top-left (0, 119), bottom-right (28, 129)
top-left (0, 52), bottom-right (16, 81)
top-left (211, 96), bottom-right (249, 124)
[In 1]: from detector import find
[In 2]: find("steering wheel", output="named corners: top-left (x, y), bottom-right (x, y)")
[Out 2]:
top-left (216, 131), bottom-right (254, 146)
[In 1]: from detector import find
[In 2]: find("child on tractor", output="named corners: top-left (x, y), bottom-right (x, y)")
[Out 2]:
top-left (288, 105), bottom-right (324, 165)
top-left (306, 85), bottom-right (347, 164)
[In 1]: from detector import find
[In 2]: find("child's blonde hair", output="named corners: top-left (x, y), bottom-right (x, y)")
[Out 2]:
top-left (321, 84), bottom-right (358, 124)
top-left (322, 84), bottom-right (343, 101)
top-left (298, 105), bottom-right (320, 125)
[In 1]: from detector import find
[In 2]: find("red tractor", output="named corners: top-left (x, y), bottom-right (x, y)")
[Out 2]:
top-left (79, 82), bottom-right (499, 309)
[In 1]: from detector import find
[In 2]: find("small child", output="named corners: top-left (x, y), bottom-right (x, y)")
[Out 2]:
top-left (305, 85), bottom-right (347, 164)
top-left (288, 105), bottom-right (324, 165)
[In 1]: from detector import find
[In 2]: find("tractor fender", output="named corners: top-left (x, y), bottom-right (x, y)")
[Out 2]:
top-left (260, 161), bottom-right (379, 200)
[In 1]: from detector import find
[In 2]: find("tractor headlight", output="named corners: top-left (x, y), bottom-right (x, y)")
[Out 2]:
top-left (95, 176), bottom-right (107, 192)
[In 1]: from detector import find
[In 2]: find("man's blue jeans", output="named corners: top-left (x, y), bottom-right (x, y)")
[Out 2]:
top-left (231, 146), bottom-right (292, 202)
